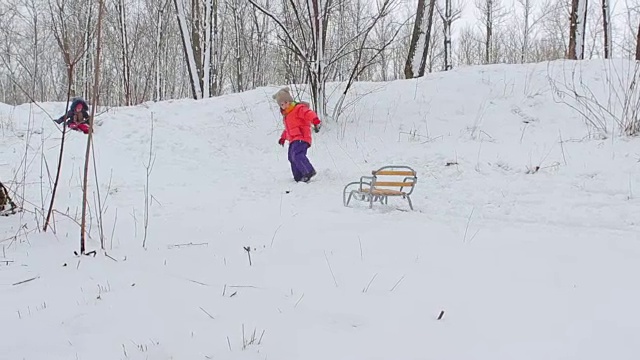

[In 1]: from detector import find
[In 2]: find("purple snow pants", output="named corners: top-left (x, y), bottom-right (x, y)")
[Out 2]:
top-left (288, 140), bottom-right (315, 181)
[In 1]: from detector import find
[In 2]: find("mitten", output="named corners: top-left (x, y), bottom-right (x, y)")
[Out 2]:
top-left (278, 137), bottom-right (285, 146)
top-left (313, 124), bottom-right (321, 133)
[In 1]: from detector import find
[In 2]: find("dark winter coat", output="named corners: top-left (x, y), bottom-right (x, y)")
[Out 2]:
top-left (56, 98), bottom-right (90, 125)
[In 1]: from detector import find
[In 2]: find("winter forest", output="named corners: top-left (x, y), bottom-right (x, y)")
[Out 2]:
top-left (0, 0), bottom-right (633, 111)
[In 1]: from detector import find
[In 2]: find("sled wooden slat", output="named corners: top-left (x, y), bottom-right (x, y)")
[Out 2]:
top-left (372, 181), bottom-right (415, 187)
top-left (373, 170), bottom-right (415, 176)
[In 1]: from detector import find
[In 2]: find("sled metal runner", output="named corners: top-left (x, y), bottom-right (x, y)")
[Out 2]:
top-left (343, 165), bottom-right (417, 210)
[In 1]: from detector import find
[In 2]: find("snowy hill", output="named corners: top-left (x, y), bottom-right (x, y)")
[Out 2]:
top-left (1, 59), bottom-right (640, 360)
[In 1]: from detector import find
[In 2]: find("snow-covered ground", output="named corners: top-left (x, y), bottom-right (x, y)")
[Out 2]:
top-left (1, 59), bottom-right (640, 360)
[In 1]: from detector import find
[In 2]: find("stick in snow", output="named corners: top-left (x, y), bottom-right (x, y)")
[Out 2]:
top-left (12, 276), bottom-right (40, 286)
top-left (244, 246), bottom-right (252, 266)
top-left (199, 306), bottom-right (215, 319)
top-left (324, 251), bottom-right (338, 287)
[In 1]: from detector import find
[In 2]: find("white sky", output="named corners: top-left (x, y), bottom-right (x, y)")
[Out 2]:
top-left (395, 0), bottom-right (635, 52)
top-left (395, 0), bottom-right (631, 33)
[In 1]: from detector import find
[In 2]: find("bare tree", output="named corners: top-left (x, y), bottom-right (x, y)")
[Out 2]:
top-left (332, 0), bottom-right (405, 121)
top-left (80, 0), bottom-right (106, 254)
top-left (539, 0), bottom-right (570, 59)
top-left (519, 0), bottom-right (532, 63)
top-left (438, 0), bottom-right (463, 70)
top-left (248, 0), bottom-right (331, 118)
top-left (475, 0), bottom-right (507, 64)
top-left (44, 0), bottom-right (95, 232)
top-left (456, 25), bottom-right (483, 65)
top-left (0, 4), bottom-right (25, 104)
top-left (584, 1), bottom-right (604, 59)
top-left (516, 0), bottom-right (553, 63)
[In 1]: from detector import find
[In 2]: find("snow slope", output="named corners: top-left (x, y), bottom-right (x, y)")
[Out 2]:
top-left (1, 59), bottom-right (640, 360)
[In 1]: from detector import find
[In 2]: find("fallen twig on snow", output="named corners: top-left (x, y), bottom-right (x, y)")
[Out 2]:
top-left (167, 242), bottom-right (208, 249)
top-left (199, 306), bottom-right (215, 319)
top-left (389, 275), bottom-right (405, 292)
top-left (12, 276), bottom-right (40, 286)
top-left (105, 252), bottom-right (118, 262)
top-left (323, 251), bottom-right (338, 287)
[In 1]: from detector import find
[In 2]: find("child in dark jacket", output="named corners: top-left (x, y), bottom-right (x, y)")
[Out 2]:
top-left (55, 97), bottom-right (91, 134)
top-left (273, 87), bottom-right (321, 183)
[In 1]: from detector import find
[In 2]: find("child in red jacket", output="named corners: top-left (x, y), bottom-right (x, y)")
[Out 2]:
top-left (55, 97), bottom-right (91, 134)
top-left (273, 87), bottom-right (321, 183)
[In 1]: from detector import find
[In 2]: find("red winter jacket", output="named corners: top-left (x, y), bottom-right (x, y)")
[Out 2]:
top-left (279, 102), bottom-right (321, 146)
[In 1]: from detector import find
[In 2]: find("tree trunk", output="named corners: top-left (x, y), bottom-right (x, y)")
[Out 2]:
top-left (154, 1), bottom-right (166, 101)
top-left (568, 0), bottom-right (587, 59)
top-left (404, 0), bottom-right (426, 78)
top-left (31, 4), bottom-right (39, 99)
top-left (520, 0), bottom-right (530, 63)
top-left (82, 8), bottom-right (92, 100)
top-left (210, 0), bottom-right (220, 96)
top-left (232, 3), bottom-right (243, 92)
top-left (636, 21), bottom-right (640, 61)
top-left (443, 0), bottom-right (453, 70)
top-left (602, 0), bottom-right (611, 58)
top-left (116, 0), bottom-right (131, 105)
top-left (202, 0), bottom-right (212, 98)
top-left (485, 0), bottom-right (493, 64)
top-left (418, 0), bottom-right (436, 76)
top-left (309, 0), bottom-right (327, 119)
top-left (191, 0), bottom-right (204, 92)
top-left (404, 0), bottom-right (436, 78)
top-left (174, 0), bottom-right (203, 99)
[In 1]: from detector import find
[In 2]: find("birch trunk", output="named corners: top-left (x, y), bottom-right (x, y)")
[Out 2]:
top-left (568, 0), bottom-right (588, 59)
top-left (443, 0), bottom-right (453, 70)
top-left (174, 0), bottom-right (203, 99)
top-left (405, 0), bottom-right (436, 78)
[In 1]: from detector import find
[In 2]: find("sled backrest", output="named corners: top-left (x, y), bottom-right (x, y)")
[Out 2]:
top-left (371, 166), bottom-right (417, 195)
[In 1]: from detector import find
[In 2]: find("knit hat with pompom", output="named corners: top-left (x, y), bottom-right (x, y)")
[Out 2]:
top-left (272, 87), bottom-right (294, 105)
